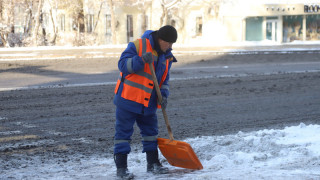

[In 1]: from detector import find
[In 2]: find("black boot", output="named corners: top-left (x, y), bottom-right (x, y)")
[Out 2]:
top-left (114, 154), bottom-right (134, 180)
top-left (146, 150), bottom-right (169, 174)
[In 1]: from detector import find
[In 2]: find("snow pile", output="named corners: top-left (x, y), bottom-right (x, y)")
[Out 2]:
top-left (187, 123), bottom-right (320, 179)
top-left (1, 123), bottom-right (320, 180)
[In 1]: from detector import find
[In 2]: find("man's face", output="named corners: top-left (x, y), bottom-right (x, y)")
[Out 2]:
top-left (158, 39), bottom-right (173, 53)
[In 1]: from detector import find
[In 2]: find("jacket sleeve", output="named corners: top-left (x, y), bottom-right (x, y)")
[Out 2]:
top-left (160, 56), bottom-right (176, 98)
top-left (160, 73), bottom-right (170, 98)
top-left (118, 41), bottom-right (145, 74)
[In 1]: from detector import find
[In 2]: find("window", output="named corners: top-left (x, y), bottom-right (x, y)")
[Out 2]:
top-left (245, 17), bottom-right (263, 41)
top-left (171, 20), bottom-right (176, 27)
top-left (127, 15), bottom-right (133, 43)
top-left (306, 15), bottom-right (320, 41)
top-left (59, 14), bottom-right (65, 32)
top-left (145, 15), bottom-right (149, 30)
top-left (41, 13), bottom-right (49, 28)
top-left (72, 16), bottom-right (85, 32)
top-left (196, 17), bottom-right (202, 36)
top-left (140, 15), bottom-right (148, 34)
top-left (283, 15), bottom-right (303, 42)
top-left (86, 14), bottom-right (94, 33)
top-left (106, 14), bottom-right (111, 35)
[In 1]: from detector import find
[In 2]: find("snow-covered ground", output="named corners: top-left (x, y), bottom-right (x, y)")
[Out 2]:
top-left (1, 123), bottom-right (319, 180)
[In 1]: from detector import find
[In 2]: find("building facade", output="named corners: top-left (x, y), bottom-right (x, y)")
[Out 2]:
top-left (61, 1), bottom-right (320, 45)
top-left (240, 3), bottom-right (320, 43)
top-left (177, 1), bottom-right (320, 45)
top-left (2, 0), bottom-right (320, 46)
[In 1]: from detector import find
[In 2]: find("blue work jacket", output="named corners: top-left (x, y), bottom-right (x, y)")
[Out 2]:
top-left (113, 30), bottom-right (177, 115)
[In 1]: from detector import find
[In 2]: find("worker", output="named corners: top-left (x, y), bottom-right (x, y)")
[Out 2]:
top-left (113, 25), bottom-right (178, 179)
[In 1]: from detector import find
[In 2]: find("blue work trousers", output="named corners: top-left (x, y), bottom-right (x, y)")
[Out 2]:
top-left (114, 107), bottom-right (158, 154)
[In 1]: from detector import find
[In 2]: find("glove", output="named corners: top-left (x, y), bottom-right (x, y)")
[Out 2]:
top-left (159, 97), bottom-right (167, 109)
top-left (142, 52), bottom-right (153, 64)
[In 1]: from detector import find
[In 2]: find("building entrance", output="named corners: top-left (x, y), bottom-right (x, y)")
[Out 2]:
top-left (266, 20), bottom-right (278, 42)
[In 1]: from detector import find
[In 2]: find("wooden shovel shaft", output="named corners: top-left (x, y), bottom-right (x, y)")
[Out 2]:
top-left (148, 63), bottom-right (174, 140)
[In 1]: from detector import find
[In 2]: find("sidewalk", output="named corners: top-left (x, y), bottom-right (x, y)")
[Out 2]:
top-left (174, 43), bottom-right (320, 52)
top-left (1, 43), bottom-right (320, 61)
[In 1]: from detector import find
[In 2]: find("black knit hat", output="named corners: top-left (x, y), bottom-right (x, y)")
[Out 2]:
top-left (157, 25), bottom-right (178, 43)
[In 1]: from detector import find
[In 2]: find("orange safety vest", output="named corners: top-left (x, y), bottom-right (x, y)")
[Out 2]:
top-left (114, 38), bottom-right (169, 108)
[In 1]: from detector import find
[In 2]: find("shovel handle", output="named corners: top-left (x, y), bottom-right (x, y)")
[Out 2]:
top-left (148, 63), bottom-right (174, 140)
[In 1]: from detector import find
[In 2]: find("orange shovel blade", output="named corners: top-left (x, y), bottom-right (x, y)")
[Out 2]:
top-left (157, 138), bottom-right (203, 170)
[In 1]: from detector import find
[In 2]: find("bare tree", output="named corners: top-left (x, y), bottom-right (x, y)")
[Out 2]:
top-left (169, 0), bottom-right (225, 19)
top-left (134, 0), bottom-right (150, 33)
top-left (0, 0), bottom-right (2, 21)
top-left (159, 0), bottom-right (167, 26)
top-left (73, 1), bottom-right (85, 46)
top-left (165, 0), bottom-right (226, 30)
top-left (93, 1), bottom-right (104, 33)
top-left (159, 0), bottom-right (180, 26)
top-left (48, 0), bottom-right (84, 46)
top-left (0, 0), bottom-right (7, 46)
top-left (107, 0), bottom-right (116, 44)
top-left (47, 0), bottom-right (57, 44)
top-left (0, 0), bottom-right (16, 47)
top-left (8, 0), bottom-right (15, 30)
top-left (23, 0), bottom-right (33, 34)
top-left (32, 0), bottom-right (43, 46)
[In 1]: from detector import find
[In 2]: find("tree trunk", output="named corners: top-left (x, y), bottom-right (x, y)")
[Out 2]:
top-left (49, 6), bottom-right (56, 44)
top-left (8, 0), bottom-right (15, 27)
top-left (32, 0), bottom-right (43, 46)
top-left (0, 0), bottom-right (2, 21)
top-left (107, 0), bottom-right (116, 44)
top-left (160, 0), bottom-right (168, 26)
top-left (2, 0), bottom-right (16, 47)
top-left (47, 0), bottom-right (56, 45)
top-left (23, 5), bottom-right (32, 34)
top-left (93, 1), bottom-right (103, 33)
top-left (0, 32), bottom-right (7, 47)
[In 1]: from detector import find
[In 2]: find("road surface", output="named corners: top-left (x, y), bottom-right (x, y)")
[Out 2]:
top-left (0, 48), bottom-right (320, 171)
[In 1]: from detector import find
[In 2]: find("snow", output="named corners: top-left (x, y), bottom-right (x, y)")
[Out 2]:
top-left (1, 123), bottom-right (319, 179)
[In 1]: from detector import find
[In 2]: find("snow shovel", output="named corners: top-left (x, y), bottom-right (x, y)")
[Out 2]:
top-left (148, 62), bottom-right (203, 170)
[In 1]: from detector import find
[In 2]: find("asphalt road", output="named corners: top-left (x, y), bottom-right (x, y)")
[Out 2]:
top-left (0, 50), bottom-right (320, 170)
